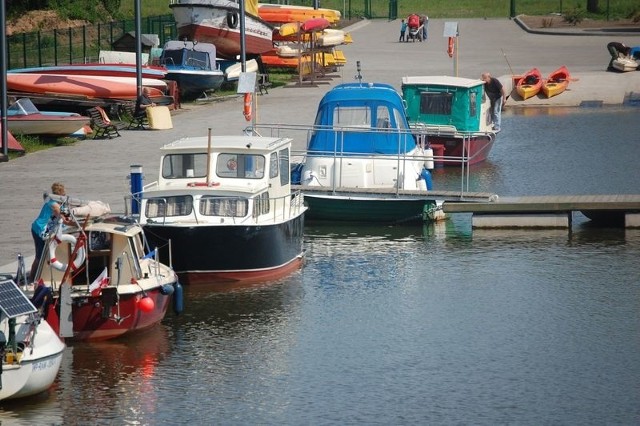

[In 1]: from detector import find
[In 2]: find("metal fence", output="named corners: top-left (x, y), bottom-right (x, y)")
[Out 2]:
top-left (7, 14), bottom-right (176, 69)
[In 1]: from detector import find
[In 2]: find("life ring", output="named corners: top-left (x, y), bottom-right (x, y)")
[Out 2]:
top-left (243, 93), bottom-right (252, 121)
top-left (447, 37), bottom-right (455, 58)
top-left (226, 11), bottom-right (238, 29)
top-left (49, 233), bottom-right (86, 272)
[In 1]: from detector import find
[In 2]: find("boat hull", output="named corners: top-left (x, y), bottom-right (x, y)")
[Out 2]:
top-left (144, 214), bottom-right (306, 285)
top-left (171, 3), bottom-right (273, 59)
top-left (45, 286), bottom-right (172, 341)
top-left (428, 133), bottom-right (495, 166)
top-left (8, 114), bottom-right (89, 136)
top-left (0, 313), bottom-right (65, 401)
top-left (164, 69), bottom-right (225, 97)
top-left (516, 68), bottom-right (543, 100)
top-left (303, 194), bottom-right (437, 224)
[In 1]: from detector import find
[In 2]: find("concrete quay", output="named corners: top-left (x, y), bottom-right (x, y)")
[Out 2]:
top-left (1, 18), bottom-right (640, 269)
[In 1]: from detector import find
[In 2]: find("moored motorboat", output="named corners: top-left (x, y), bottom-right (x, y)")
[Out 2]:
top-left (27, 198), bottom-right (181, 341)
top-left (7, 97), bottom-right (90, 136)
top-left (252, 82), bottom-right (442, 224)
top-left (516, 67), bottom-right (543, 100)
top-left (170, 0), bottom-right (274, 59)
top-left (0, 278), bottom-right (65, 401)
top-left (401, 75), bottom-right (497, 166)
top-left (137, 132), bottom-right (307, 285)
top-left (542, 65), bottom-right (570, 98)
top-left (160, 40), bottom-right (225, 99)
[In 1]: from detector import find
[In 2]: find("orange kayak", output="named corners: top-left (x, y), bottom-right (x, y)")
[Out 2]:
top-left (542, 65), bottom-right (570, 98)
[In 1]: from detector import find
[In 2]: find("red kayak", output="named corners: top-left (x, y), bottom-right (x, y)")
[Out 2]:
top-left (301, 17), bottom-right (330, 32)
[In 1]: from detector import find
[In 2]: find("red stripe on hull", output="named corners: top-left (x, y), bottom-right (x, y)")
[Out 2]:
top-left (178, 255), bottom-right (304, 286)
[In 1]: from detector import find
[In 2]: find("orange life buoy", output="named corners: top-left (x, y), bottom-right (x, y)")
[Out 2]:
top-left (447, 37), bottom-right (455, 58)
top-left (243, 93), bottom-right (252, 121)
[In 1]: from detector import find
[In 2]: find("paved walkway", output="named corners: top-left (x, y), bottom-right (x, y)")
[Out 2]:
top-left (1, 18), bottom-right (639, 270)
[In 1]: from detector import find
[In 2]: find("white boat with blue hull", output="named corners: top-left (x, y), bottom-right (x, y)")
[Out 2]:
top-left (160, 40), bottom-right (225, 99)
top-left (137, 133), bottom-right (307, 285)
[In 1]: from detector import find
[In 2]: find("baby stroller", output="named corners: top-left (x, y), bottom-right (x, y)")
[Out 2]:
top-left (407, 14), bottom-right (422, 42)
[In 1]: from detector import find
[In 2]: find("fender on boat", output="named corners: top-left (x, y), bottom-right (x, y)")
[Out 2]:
top-left (172, 281), bottom-right (184, 315)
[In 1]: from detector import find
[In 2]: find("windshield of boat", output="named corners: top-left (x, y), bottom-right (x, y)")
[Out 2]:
top-left (162, 153), bottom-right (208, 179)
top-left (8, 98), bottom-right (39, 115)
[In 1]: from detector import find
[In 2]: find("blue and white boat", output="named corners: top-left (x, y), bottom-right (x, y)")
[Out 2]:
top-left (253, 82), bottom-right (442, 224)
top-left (160, 40), bottom-right (225, 99)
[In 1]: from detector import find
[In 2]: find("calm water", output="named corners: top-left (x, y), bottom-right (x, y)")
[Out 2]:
top-left (2, 107), bottom-right (640, 425)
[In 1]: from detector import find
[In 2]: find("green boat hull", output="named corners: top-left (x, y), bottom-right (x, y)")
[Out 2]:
top-left (304, 194), bottom-right (439, 224)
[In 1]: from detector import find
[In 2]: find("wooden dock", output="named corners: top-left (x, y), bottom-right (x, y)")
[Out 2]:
top-left (442, 194), bottom-right (640, 228)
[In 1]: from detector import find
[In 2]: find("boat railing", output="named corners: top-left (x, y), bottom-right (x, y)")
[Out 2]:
top-left (248, 123), bottom-right (480, 195)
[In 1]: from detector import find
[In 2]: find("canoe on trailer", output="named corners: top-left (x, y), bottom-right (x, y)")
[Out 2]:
top-left (516, 68), bottom-right (542, 100)
top-left (542, 66), bottom-right (570, 98)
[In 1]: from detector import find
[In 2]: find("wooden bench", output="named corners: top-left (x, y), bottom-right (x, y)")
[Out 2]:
top-left (119, 102), bottom-right (149, 130)
top-left (87, 106), bottom-right (123, 139)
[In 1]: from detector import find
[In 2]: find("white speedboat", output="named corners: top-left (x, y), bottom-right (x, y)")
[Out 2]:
top-left (0, 278), bottom-right (65, 401)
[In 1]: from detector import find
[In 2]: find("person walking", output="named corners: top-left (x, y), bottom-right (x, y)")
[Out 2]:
top-left (399, 19), bottom-right (407, 42)
top-left (481, 72), bottom-right (506, 131)
top-left (30, 182), bottom-right (72, 281)
top-left (422, 15), bottom-right (429, 40)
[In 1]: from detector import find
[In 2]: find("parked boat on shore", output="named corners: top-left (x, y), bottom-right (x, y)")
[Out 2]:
top-left (9, 63), bottom-right (167, 79)
top-left (170, 0), bottom-right (274, 59)
top-left (0, 278), bottom-right (65, 401)
top-left (401, 75), bottom-right (497, 166)
top-left (137, 132), bottom-right (306, 285)
top-left (542, 65), bottom-right (571, 98)
top-left (7, 97), bottom-right (89, 136)
top-left (26, 197), bottom-right (181, 341)
top-left (516, 67), bottom-right (543, 99)
top-left (160, 40), bottom-right (225, 99)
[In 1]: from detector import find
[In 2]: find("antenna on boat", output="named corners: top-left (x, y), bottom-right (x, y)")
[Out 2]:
top-left (354, 60), bottom-right (363, 83)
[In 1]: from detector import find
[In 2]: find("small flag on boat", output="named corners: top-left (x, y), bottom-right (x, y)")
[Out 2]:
top-left (89, 267), bottom-right (110, 296)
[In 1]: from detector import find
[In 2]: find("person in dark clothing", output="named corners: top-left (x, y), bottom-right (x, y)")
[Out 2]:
top-left (481, 72), bottom-right (506, 131)
top-left (607, 41), bottom-right (632, 70)
top-left (134, 87), bottom-right (155, 118)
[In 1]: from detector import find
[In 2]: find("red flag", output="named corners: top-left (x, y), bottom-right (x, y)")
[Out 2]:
top-left (88, 267), bottom-right (110, 296)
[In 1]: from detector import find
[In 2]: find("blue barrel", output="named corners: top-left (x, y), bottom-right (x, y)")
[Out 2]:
top-left (130, 164), bottom-right (143, 215)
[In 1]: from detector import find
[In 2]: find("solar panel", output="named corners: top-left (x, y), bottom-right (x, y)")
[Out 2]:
top-left (0, 278), bottom-right (37, 319)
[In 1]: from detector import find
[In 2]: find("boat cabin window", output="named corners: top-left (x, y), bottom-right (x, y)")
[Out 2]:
top-left (200, 196), bottom-right (248, 217)
top-left (253, 192), bottom-right (270, 218)
top-left (162, 153), bottom-right (208, 179)
top-left (88, 231), bottom-right (111, 251)
top-left (278, 148), bottom-right (290, 186)
top-left (269, 152), bottom-right (279, 179)
top-left (419, 92), bottom-right (454, 115)
top-left (469, 92), bottom-right (477, 117)
top-left (145, 195), bottom-right (193, 218)
top-left (216, 153), bottom-right (265, 179)
top-left (330, 106), bottom-right (371, 128)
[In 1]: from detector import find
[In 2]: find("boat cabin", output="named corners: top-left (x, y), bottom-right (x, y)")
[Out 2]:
top-left (308, 82), bottom-right (416, 156)
top-left (139, 135), bottom-right (297, 225)
top-left (160, 40), bottom-right (218, 71)
top-left (401, 76), bottom-right (493, 134)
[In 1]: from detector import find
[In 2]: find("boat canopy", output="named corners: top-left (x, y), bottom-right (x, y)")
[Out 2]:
top-left (308, 83), bottom-right (415, 155)
top-left (401, 76), bottom-right (486, 132)
top-left (161, 41), bottom-right (217, 70)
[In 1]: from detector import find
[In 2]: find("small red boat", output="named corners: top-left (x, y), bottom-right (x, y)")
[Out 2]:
top-left (29, 205), bottom-right (182, 342)
top-left (300, 17), bottom-right (330, 32)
